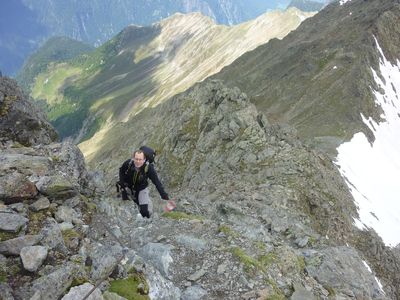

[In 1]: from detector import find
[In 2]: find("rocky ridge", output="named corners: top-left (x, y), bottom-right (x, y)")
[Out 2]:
top-left (1, 76), bottom-right (399, 299)
top-left (86, 79), bottom-right (399, 299)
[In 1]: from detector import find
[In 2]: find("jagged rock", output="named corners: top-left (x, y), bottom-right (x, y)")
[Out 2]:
top-left (64, 196), bottom-right (81, 208)
top-left (295, 237), bottom-right (309, 248)
top-left (87, 243), bottom-right (123, 282)
top-left (55, 206), bottom-right (80, 224)
top-left (59, 222), bottom-right (74, 231)
top-left (0, 172), bottom-right (38, 204)
top-left (187, 268), bottom-right (207, 282)
top-left (30, 196), bottom-right (50, 212)
top-left (19, 263), bottom-right (79, 300)
top-left (290, 283), bottom-right (316, 300)
top-left (175, 234), bottom-right (208, 252)
top-left (0, 212), bottom-right (28, 233)
top-left (0, 234), bottom-right (41, 256)
top-left (181, 285), bottom-right (208, 300)
top-left (39, 217), bottom-right (68, 253)
top-left (61, 282), bottom-right (103, 300)
top-left (20, 245), bottom-right (48, 272)
top-left (103, 291), bottom-right (127, 300)
top-left (0, 77), bottom-right (58, 146)
top-left (145, 262), bottom-right (181, 300)
top-left (36, 175), bottom-right (78, 199)
top-left (140, 243), bottom-right (174, 278)
top-left (0, 282), bottom-right (14, 300)
top-left (305, 246), bottom-right (387, 299)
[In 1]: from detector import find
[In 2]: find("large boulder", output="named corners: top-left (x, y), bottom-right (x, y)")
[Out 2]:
top-left (0, 77), bottom-right (57, 146)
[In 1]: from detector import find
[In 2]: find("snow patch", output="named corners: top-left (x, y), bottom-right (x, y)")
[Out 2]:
top-left (340, 0), bottom-right (352, 5)
top-left (336, 37), bottom-right (400, 247)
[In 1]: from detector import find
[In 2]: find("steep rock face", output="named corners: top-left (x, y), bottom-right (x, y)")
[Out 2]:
top-left (0, 77), bottom-right (58, 146)
top-left (84, 80), bottom-right (399, 298)
top-left (215, 0), bottom-right (400, 155)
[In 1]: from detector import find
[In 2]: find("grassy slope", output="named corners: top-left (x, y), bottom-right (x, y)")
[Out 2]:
top-left (28, 9), bottom-right (314, 142)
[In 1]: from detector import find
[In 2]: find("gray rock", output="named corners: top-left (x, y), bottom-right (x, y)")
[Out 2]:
top-left (103, 291), bottom-right (127, 300)
top-left (295, 237), bottom-right (309, 248)
top-left (145, 262), bottom-right (181, 300)
top-left (55, 206), bottom-right (80, 223)
top-left (187, 268), bottom-right (207, 281)
top-left (0, 282), bottom-right (14, 300)
top-left (0, 212), bottom-right (28, 233)
top-left (25, 263), bottom-right (78, 300)
top-left (88, 243), bottom-right (123, 282)
top-left (0, 234), bottom-right (41, 255)
top-left (20, 246), bottom-right (48, 272)
top-left (181, 285), bottom-right (207, 300)
top-left (30, 197), bottom-right (50, 212)
top-left (0, 77), bottom-right (57, 146)
top-left (140, 243), bottom-right (174, 278)
top-left (290, 283), bottom-right (316, 300)
top-left (59, 222), bottom-right (74, 231)
top-left (64, 196), bottom-right (81, 208)
top-left (35, 175), bottom-right (78, 199)
top-left (40, 217), bottom-right (68, 253)
top-left (175, 234), bottom-right (208, 252)
top-left (61, 283), bottom-right (103, 300)
top-left (306, 246), bottom-right (387, 299)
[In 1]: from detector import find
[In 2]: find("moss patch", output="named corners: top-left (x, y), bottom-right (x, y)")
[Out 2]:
top-left (218, 224), bottom-right (240, 238)
top-left (161, 211), bottom-right (203, 221)
top-left (108, 274), bottom-right (150, 300)
top-left (26, 210), bottom-right (49, 235)
top-left (0, 231), bottom-right (18, 242)
top-left (230, 247), bottom-right (263, 274)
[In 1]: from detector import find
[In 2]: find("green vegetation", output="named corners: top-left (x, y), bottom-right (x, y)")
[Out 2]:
top-left (230, 247), bottom-right (263, 273)
top-left (218, 224), bottom-right (240, 238)
top-left (27, 210), bottom-right (49, 235)
top-left (108, 274), bottom-right (149, 300)
top-left (62, 229), bottom-right (81, 244)
top-left (31, 65), bottom-right (82, 104)
top-left (161, 211), bottom-right (203, 221)
top-left (17, 36), bottom-right (93, 92)
top-left (0, 231), bottom-right (18, 242)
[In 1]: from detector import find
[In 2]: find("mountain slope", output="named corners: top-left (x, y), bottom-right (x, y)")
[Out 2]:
top-left (1, 0), bottom-right (298, 76)
top-left (29, 8), bottom-right (314, 140)
top-left (214, 0), bottom-right (400, 248)
top-left (215, 0), bottom-right (400, 154)
top-left (16, 37), bottom-right (93, 92)
top-left (81, 79), bottom-right (400, 299)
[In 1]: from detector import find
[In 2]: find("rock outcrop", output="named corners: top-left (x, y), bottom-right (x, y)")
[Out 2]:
top-left (1, 76), bottom-right (399, 299)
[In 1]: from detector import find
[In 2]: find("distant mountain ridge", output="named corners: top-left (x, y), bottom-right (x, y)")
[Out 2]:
top-left (27, 8), bottom-right (314, 140)
top-left (1, 0), bottom-right (299, 76)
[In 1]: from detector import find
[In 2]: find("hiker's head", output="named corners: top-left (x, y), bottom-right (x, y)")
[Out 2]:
top-left (133, 150), bottom-right (146, 168)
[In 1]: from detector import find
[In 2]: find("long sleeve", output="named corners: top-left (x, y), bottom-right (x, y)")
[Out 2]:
top-left (119, 159), bottom-right (131, 184)
top-left (148, 164), bottom-right (169, 200)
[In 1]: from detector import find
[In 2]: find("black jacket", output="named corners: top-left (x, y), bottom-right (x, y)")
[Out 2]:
top-left (119, 159), bottom-right (169, 200)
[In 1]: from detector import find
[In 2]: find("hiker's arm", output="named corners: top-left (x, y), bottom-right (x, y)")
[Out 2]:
top-left (148, 165), bottom-right (169, 200)
top-left (119, 160), bottom-right (130, 185)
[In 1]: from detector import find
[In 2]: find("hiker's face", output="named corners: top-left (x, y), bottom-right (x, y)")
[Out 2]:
top-left (133, 152), bottom-right (145, 168)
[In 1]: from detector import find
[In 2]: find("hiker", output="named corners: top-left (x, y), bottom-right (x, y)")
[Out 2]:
top-left (118, 149), bottom-right (169, 218)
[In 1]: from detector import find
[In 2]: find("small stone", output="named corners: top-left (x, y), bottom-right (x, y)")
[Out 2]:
top-left (187, 268), bottom-right (207, 281)
top-left (0, 212), bottom-right (28, 233)
top-left (30, 197), bottom-right (50, 212)
top-left (20, 246), bottom-right (48, 272)
top-left (295, 237), bottom-right (309, 248)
